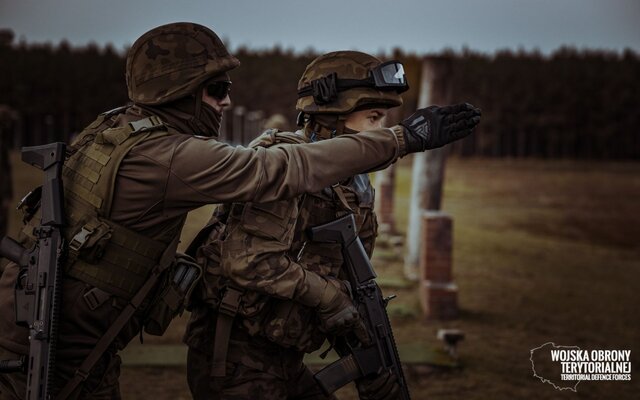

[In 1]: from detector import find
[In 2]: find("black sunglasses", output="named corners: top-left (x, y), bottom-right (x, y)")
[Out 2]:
top-left (205, 80), bottom-right (232, 100)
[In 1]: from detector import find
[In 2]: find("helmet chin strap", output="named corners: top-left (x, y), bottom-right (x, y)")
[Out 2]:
top-left (305, 114), bottom-right (357, 141)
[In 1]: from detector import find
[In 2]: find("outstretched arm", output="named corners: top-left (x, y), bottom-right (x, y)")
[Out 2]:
top-left (166, 126), bottom-right (405, 208)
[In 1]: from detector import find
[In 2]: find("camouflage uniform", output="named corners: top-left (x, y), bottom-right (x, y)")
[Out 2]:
top-left (0, 31), bottom-right (408, 400)
top-left (184, 129), bottom-right (379, 400)
top-left (184, 50), bottom-right (482, 400)
top-left (184, 51), bottom-right (401, 400)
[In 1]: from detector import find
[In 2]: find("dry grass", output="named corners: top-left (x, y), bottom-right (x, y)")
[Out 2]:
top-left (3, 153), bottom-right (640, 399)
top-left (385, 158), bottom-right (640, 400)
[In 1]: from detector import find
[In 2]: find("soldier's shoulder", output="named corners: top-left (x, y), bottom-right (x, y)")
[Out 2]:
top-left (248, 129), bottom-right (309, 149)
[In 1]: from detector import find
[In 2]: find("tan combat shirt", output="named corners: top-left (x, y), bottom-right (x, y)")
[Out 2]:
top-left (0, 107), bottom-right (404, 356)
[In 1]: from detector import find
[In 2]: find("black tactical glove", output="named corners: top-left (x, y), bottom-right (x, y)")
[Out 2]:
top-left (400, 102), bottom-right (481, 153)
top-left (317, 277), bottom-right (370, 345)
top-left (356, 370), bottom-right (401, 400)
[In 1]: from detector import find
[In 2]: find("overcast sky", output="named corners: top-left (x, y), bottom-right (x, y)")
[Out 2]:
top-left (1, 0), bottom-right (639, 55)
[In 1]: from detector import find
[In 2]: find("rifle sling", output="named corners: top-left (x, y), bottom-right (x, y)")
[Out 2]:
top-left (56, 235), bottom-right (180, 400)
top-left (210, 286), bottom-right (243, 377)
top-left (331, 184), bottom-right (354, 213)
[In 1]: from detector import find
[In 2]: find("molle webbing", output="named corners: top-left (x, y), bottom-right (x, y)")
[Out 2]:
top-left (64, 213), bottom-right (167, 299)
top-left (63, 115), bottom-right (165, 215)
top-left (62, 115), bottom-right (172, 299)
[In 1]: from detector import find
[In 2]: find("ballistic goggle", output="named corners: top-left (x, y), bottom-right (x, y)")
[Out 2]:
top-left (297, 60), bottom-right (409, 105)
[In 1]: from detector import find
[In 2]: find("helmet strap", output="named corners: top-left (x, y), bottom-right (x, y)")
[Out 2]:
top-left (304, 114), bottom-right (356, 141)
top-left (296, 111), bottom-right (306, 127)
top-left (334, 115), bottom-right (348, 136)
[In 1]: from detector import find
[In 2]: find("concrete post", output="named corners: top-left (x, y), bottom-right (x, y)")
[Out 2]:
top-left (232, 106), bottom-right (246, 145)
top-left (245, 110), bottom-right (265, 144)
top-left (374, 163), bottom-right (396, 235)
top-left (403, 58), bottom-right (451, 281)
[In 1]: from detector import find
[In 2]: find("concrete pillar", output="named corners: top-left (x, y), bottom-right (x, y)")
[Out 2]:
top-left (219, 108), bottom-right (229, 142)
top-left (373, 163), bottom-right (396, 234)
top-left (404, 57), bottom-right (451, 281)
top-left (232, 106), bottom-right (246, 145)
top-left (245, 110), bottom-right (265, 144)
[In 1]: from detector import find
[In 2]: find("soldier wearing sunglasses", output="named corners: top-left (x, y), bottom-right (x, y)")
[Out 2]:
top-left (0, 23), bottom-right (478, 399)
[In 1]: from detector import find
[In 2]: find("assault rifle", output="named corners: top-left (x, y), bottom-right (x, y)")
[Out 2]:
top-left (310, 214), bottom-right (410, 399)
top-left (0, 143), bottom-right (66, 400)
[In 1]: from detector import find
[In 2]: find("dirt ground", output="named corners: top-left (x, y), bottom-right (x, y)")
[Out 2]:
top-left (3, 155), bottom-right (640, 399)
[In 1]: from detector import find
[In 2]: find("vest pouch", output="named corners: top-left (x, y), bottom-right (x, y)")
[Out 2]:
top-left (68, 218), bottom-right (113, 265)
top-left (143, 253), bottom-right (203, 336)
top-left (259, 299), bottom-right (326, 353)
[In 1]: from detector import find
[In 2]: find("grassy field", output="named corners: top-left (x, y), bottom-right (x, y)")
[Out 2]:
top-left (3, 153), bottom-right (640, 399)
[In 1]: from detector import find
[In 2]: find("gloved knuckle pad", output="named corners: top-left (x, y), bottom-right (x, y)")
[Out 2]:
top-left (452, 121), bottom-right (466, 130)
top-left (460, 110), bottom-right (476, 120)
top-left (451, 129), bottom-right (471, 139)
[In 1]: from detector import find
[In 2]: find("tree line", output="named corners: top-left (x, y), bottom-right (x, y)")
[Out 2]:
top-left (0, 29), bottom-right (638, 159)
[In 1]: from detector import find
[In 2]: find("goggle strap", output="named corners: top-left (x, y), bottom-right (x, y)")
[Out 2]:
top-left (298, 76), bottom-right (407, 101)
top-left (297, 76), bottom-right (377, 98)
top-left (335, 115), bottom-right (347, 137)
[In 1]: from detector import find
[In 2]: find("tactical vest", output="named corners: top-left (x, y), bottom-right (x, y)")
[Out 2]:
top-left (186, 129), bottom-right (378, 356)
top-left (12, 108), bottom-right (205, 398)
top-left (20, 108), bottom-right (196, 319)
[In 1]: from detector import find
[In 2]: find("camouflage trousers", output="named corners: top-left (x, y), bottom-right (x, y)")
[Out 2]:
top-left (187, 336), bottom-right (336, 400)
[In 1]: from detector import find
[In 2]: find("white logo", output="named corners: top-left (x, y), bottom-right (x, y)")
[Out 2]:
top-left (530, 342), bottom-right (631, 392)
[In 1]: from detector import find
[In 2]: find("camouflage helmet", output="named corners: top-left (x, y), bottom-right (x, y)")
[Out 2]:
top-left (296, 51), bottom-right (405, 115)
top-left (126, 22), bottom-right (240, 105)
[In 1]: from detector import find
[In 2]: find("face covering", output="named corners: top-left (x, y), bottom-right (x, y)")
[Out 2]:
top-left (137, 89), bottom-right (222, 137)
